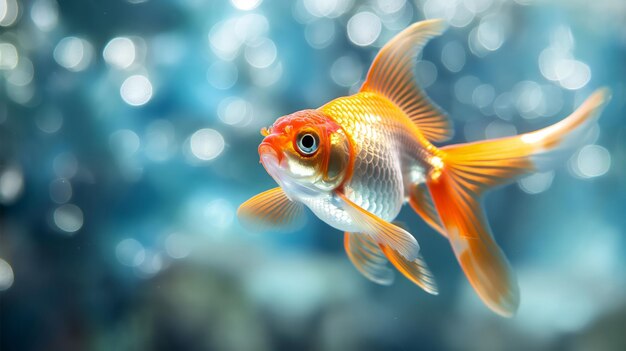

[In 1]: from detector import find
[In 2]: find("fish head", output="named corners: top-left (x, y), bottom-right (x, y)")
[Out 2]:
top-left (258, 109), bottom-right (352, 198)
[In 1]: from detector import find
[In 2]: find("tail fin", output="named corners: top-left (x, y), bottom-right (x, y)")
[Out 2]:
top-left (422, 88), bottom-right (610, 317)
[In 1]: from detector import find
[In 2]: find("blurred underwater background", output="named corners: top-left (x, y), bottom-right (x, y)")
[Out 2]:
top-left (1, 0), bottom-right (626, 350)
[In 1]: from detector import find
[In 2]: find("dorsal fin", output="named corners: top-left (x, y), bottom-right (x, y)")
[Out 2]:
top-left (360, 19), bottom-right (452, 142)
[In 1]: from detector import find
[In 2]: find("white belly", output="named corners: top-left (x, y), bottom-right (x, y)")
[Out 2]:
top-left (299, 167), bottom-right (405, 233)
top-left (301, 194), bottom-right (358, 232)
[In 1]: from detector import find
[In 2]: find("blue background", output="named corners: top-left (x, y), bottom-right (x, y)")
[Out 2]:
top-left (1, 0), bottom-right (625, 350)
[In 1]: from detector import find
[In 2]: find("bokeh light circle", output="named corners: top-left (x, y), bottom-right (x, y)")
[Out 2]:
top-left (330, 55), bottom-right (362, 87)
top-left (109, 129), bottom-right (141, 157)
top-left (0, 43), bottom-right (18, 69)
top-left (218, 97), bottom-right (252, 126)
top-left (575, 145), bottom-right (611, 178)
top-left (116, 239), bottom-right (145, 267)
top-left (207, 60), bottom-right (239, 90)
top-left (0, 0), bottom-right (19, 27)
top-left (53, 37), bottom-right (93, 72)
top-left (347, 12), bottom-right (382, 47)
top-left (244, 38), bottom-right (277, 69)
top-left (53, 204), bottom-right (84, 233)
top-left (103, 37), bottom-right (136, 69)
top-left (0, 258), bottom-right (14, 291)
top-left (190, 129), bottom-right (225, 161)
top-left (230, 0), bottom-right (262, 11)
top-left (120, 75), bottom-right (153, 106)
top-left (31, 0), bottom-right (59, 31)
top-left (165, 233), bottom-right (192, 259)
top-left (49, 178), bottom-right (73, 204)
top-left (0, 166), bottom-right (24, 205)
top-left (519, 171), bottom-right (555, 195)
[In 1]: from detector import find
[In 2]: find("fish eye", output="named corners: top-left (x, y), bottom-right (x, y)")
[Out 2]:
top-left (296, 132), bottom-right (319, 156)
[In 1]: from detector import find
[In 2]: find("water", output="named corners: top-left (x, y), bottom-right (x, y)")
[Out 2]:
top-left (1, 0), bottom-right (625, 350)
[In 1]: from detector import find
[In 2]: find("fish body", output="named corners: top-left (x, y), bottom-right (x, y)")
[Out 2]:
top-left (238, 19), bottom-right (611, 317)
top-left (307, 92), bottom-right (432, 229)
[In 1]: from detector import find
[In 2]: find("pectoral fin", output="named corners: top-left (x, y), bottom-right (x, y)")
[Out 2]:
top-left (344, 232), bottom-right (395, 286)
top-left (237, 187), bottom-right (306, 231)
top-left (335, 191), bottom-right (420, 261)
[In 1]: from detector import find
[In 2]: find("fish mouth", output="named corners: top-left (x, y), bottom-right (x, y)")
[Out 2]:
top-left (258, 143), bottom-right (319, 198)
top-left (258, 143), bottom-right (284, 180)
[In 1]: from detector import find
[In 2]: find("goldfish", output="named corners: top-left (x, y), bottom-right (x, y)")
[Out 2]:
top-left (237, 19), bottom-right (610, 317)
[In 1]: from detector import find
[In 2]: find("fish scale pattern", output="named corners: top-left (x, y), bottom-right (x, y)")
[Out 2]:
top-left (320, 92), bottom-right (423, 221)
